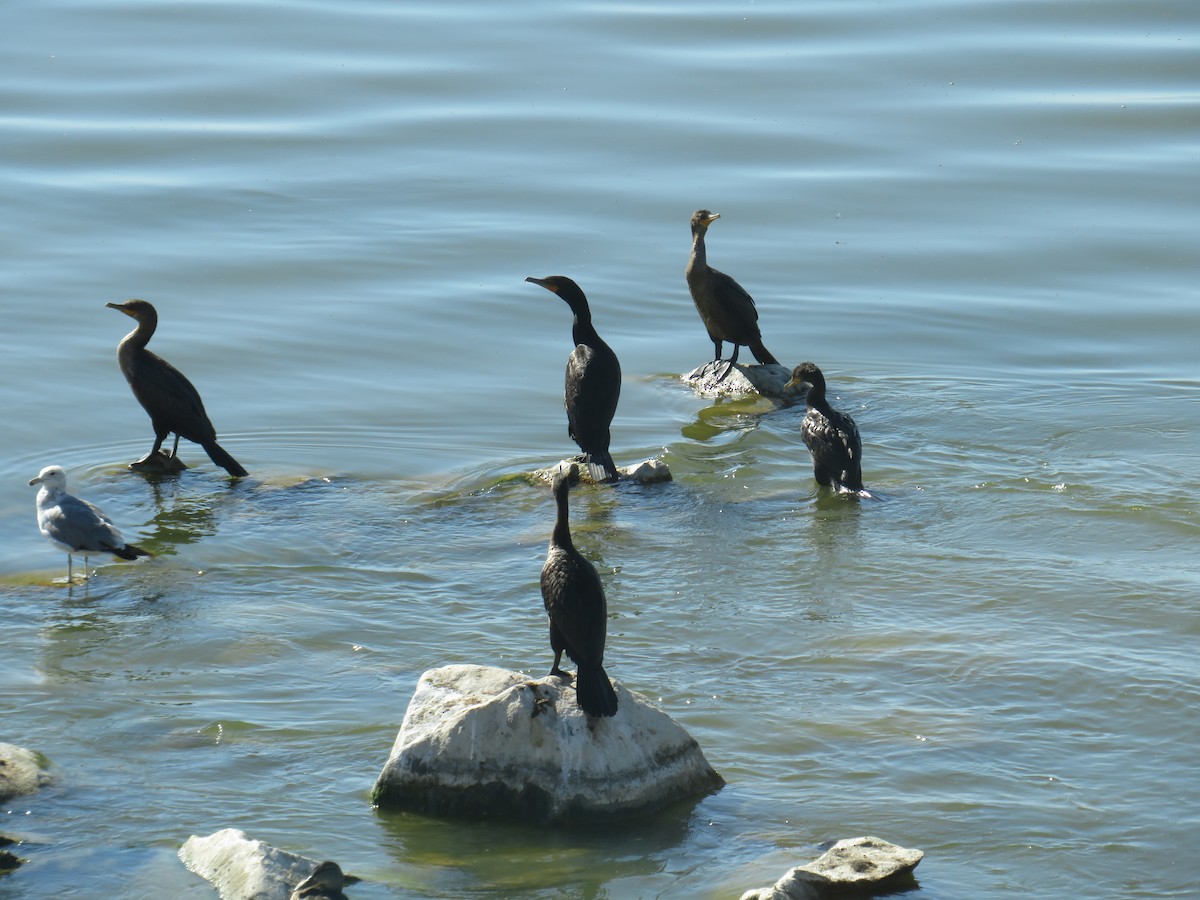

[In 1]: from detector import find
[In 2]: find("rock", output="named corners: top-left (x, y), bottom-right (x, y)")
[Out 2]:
top-left (0, 834), bottom-right (21, 873)
top-left (536, 457), bottom-right (672, 485)
top-left (372, 664), bottom-right (723, 823)
top-left (179, 829), bottom-right (356, 900)
top-left (128, 448), bottom-right (188, 473)
top-left (0, 743), bottom-right (52, 803)
top-left (739, 836), bottom-right (924, 900)
top-left (683, 360), bottom-right (803, 400)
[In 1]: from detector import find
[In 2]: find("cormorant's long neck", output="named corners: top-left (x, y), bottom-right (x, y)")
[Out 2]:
top-left (119, 315), bottom-right (157, 353)
top-left (551, 486), bottom-right (574, 551)
top-left (805, 377), bottom-right (831, 413)
top-left (571, 307), bottom-right (602, 349)
top-left (687, 228), bottom-right (708, 276)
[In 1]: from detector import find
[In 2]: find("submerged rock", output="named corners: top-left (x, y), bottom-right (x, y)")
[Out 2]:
top-left (372, 664), bottom-right (722, 823)
top-left (0, 834), bottom-right (22, 874)
top-left (683, 360), bottom-right (802, 400)
top-left (179, 829), bottom-right (357, 900)
top-left (740, 836), bottom-right (924, 899)
top-left (536, 457), bottom-right (672, 485)
top-left (0, 743), bottom-right (52, 804)
top-left (128, 448), bottom-right (187, 474)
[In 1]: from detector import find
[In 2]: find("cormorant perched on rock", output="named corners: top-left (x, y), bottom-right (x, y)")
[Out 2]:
top-left (106, 299), bottom-right (248, 477)
top-left (539, 465), bottom-right (618, 718)
top-left (685, 209), bottom-right (779, 381)
top-left (526, 276), bottom-right (621, 482)
top-left (29, 465), bottom-right (150, 581)
top-left (785, 362), bottom-right (865, 493)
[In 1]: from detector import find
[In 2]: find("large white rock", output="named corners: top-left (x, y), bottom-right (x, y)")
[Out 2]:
top-left (372, 665), bottom-right (723, 822)
top-left (683, 360), bottom-right (803, 400)
top-left (0, 742), bottom-right (52, 803)
top-left (179, 828), bottom-right (354, 900)
top-left (739, 836), bottom-right (924, 899)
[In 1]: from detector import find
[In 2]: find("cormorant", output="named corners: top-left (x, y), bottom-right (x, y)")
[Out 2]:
top-left (289, 861), bottom-right (358, 900)
top-left (106, 299), bottom-right (248, 477)
top-left (785, 362), bottom-right (865, 493)
top-left (539, 465), bottom-right (618, 718)
top-left (526, 276), bottom-right (621, 482)
top-left (29, 465), bottom-right (150, 581)
top-left (685, 209), bottom-right (779, 381)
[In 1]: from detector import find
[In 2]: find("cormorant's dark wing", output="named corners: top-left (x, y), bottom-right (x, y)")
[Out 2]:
top-left (540, 547), bottom-right (608, 668)
top-left (564, 342), bottom-right (621, 447)
top-left (127, 351), bottom-right (217, 442)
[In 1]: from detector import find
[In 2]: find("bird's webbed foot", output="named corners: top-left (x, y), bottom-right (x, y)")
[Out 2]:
top-left (713, 359), bottom-right (738, 383)
top-left (549, 666), bottom-right (575, 682)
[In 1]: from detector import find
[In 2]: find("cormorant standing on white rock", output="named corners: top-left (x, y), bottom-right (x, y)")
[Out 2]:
top-left (539, 465), bottom-right (618, 718)
top-left (685, 209), bottom-right (779, 382)
top-left (526, 276), bottom-right (621, 482)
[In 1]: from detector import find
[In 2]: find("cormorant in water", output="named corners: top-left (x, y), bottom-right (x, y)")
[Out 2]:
top-left (539, 465), bottom-right (618, 718)
top-left (107, 299), bottom-right (248, 477)
top-left (526, 276), bottom-right (621, 482)
top-left (686, 209), bottom-right (779, 381)
top-left (29, 465), bottom-right (151, 581)
top-left (785, 362), bottom-right (865, 493)
top-left (289, 861), bottom-right (359, 900)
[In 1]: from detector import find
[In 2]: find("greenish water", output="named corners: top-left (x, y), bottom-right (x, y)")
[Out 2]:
top-left (1, 0), bottom-right (1197, 897)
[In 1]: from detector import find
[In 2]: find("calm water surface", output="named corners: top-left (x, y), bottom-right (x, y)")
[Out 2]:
top-left (1, 0), bottom-right (1197, 897)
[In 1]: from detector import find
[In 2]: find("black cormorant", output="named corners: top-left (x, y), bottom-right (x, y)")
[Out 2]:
top-left (107, 299), bottom-right (248, 477)
top-left (526, 276), bottom-right (621, 482)
top-left (539, 465), bottom-right (618, 718)
top-left (686, 209), bottom-right (779, 381)
top-left (30, 465), bottom-right (151, 581)
top-left (289, 861), bottom-right (358, 900)
top-left (785, 362), bottom-right (865, 493)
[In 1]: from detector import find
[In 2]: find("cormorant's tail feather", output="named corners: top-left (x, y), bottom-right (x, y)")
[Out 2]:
top-left (113, 543), bottom-right (151, 560)
top-left (590, 450), bottom-right (620, 483)
top-left (749, 339), bottom-right (779, 366)
top-left (203, 442), bottom-right (248, 477)
top-left (575, 666), bottom-right (618, 718)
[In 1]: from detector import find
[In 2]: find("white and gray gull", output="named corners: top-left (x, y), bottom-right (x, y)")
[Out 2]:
top-left (29, 465), bottom-right (150, 581)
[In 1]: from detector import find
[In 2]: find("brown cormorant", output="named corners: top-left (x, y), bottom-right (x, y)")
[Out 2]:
top-left (526, 276), bottom-right (621, 482)
top-left (107, 299), bottom-right (248, 477)
top-left (785, 362), bottom-right (865, 493)
top-left (539, 465), bottom-right (618, 718)
top-left (686, 209), bottom-right (779, 381)
top-left (30, 465), bottom-right (150, 581)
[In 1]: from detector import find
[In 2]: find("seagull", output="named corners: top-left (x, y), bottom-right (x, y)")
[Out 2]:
top-left (29, 465), bottom-right (150, 582)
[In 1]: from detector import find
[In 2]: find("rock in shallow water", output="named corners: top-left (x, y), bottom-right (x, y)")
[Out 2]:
top-left (179, 829), bottom-right (356, 900)
top-left (683, 360), bottom-right (803, 400)
top-left (536, 457), bottom-right (672, 485)
top-left (372, 664), bottom-right (723, 823)
top-left (0, 742), bottom-right (52, 804)
top-left (739, 836), bottom-right (924, 899)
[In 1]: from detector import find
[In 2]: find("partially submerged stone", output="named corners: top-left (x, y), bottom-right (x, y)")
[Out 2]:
top-left (372, 664), bottom-right (722, 823)
top-left (740, 836), bottom-right (924, 899)
top-left (536, 457), bottom-right (672, 485)
top-left (0, 834), bottom-right (21, 874)
top-left (0, 743), bottom-right (52, 803)
top-left (683, 360), bottom-right (802, 400)
top-left (179, 828), bottom-right (356, 900)
top-left (128, 448), bottom-right (188, 473)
